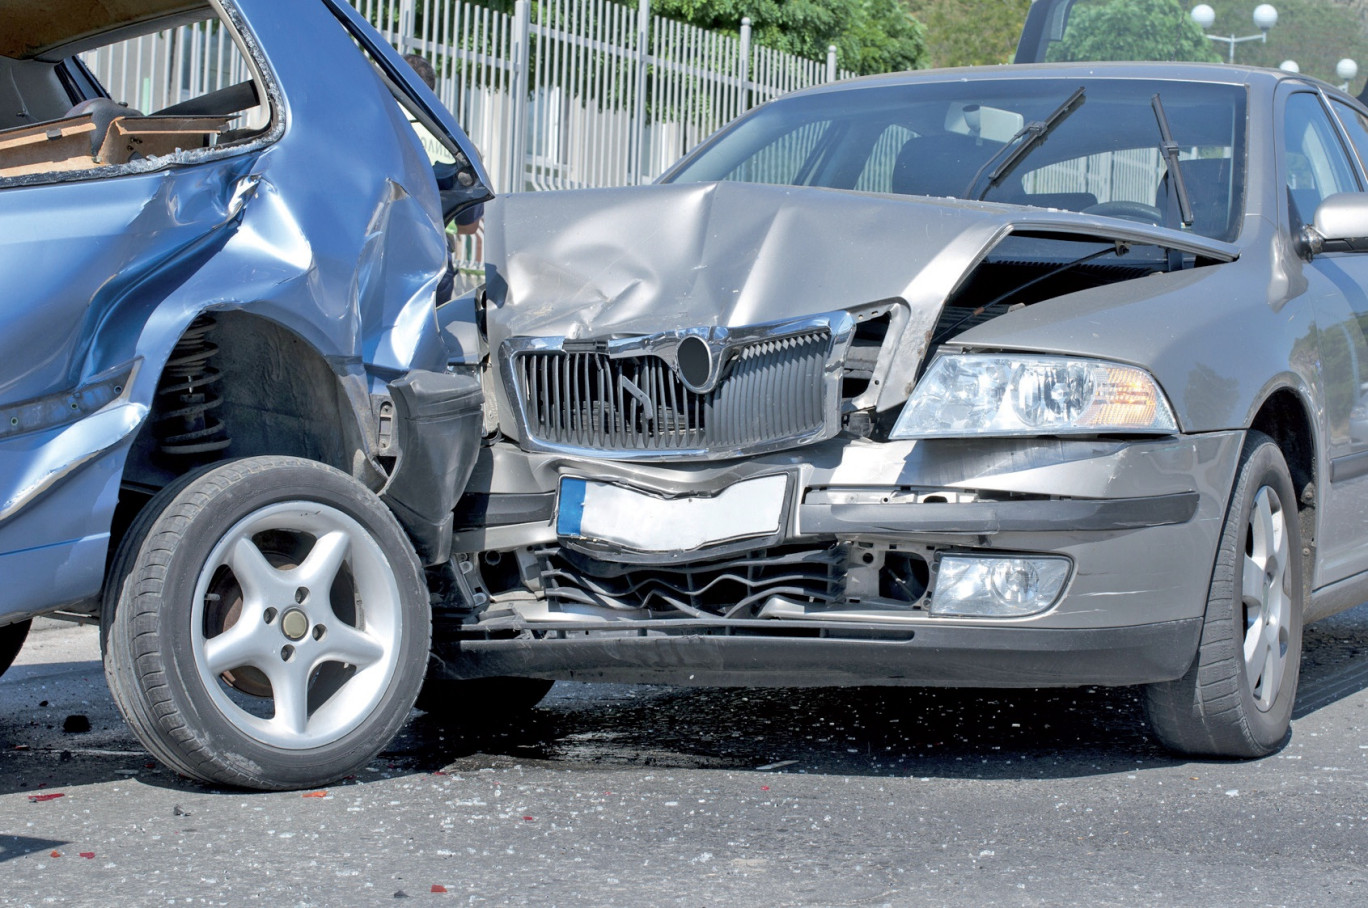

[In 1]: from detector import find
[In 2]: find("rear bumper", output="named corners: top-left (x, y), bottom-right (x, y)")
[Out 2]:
top-left (0, 415), bottom-right (130, 624)
top-left (380, 368), bottom-right (483, 564)
top-left (0, 534), bottom-right (108, 626)
top-left (439, 617), bottom-right (1203, 687)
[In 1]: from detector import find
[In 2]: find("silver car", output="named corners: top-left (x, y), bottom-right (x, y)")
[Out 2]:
top-left (458, 62), bottom-right (1368, 760)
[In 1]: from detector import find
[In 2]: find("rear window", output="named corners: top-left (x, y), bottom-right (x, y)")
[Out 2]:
top-left (0, 9), bottom-right (273, 182)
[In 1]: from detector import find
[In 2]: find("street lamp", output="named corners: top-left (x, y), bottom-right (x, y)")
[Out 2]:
top-left (1191, 4), bottom-right (1278, 64)
top-left (1337, 58), bottom-right (1359, 92)
top-left (1279, 60), bottom-right (1299, 73)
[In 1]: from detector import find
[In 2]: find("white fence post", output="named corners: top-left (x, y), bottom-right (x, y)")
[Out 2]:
top-left (629, 0), bottom-right (651, 185)
top-left (508, 0), bottom-right (532, 193)
top-left (826, 44), bottom-right (837, 82)
top-left (738, 16), bottom-right (751, 113)
top-left (398, 0), bottom-right (416, 53)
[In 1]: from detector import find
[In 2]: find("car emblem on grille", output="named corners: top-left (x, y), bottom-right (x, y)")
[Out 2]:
top-left (618, 375), bottom-right (656, 422)
top-left (675, 335), bottom-right (714, 392)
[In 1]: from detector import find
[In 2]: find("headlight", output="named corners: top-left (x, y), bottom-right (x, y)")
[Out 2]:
top-left (932, 554), bottom-right (1071, 618)
top-left (890, 354), bottom-right (1177, 439)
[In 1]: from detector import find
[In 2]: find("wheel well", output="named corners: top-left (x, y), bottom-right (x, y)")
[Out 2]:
top-left (1250, 388), bottom-right (1316, 549)
top-left (112, 311), bottom-right (374, 571)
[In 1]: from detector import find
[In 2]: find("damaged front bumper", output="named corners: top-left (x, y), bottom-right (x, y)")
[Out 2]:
top-left (439, 429), bottom-right (1244, 687)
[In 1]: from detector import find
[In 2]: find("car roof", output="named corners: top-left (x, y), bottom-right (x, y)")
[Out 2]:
top-left (0, 0), bottom-right (210, 61)
top-left (789, 61), bottom-right (1318, 98)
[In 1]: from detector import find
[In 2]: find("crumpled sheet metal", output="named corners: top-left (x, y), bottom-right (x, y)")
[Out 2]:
top-left (0, 0), bottom-right (488, 618)
top-left (483, 180), bottom-right (1239, 411)
top-left (486, 181), bottom-right (1007, 338)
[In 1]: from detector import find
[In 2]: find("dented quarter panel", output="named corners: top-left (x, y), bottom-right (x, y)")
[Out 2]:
top-left (0, 0), bottom-right (491, 622)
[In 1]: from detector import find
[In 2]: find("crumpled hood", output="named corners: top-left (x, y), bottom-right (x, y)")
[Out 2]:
top-left (483, 180), bottom-right (1237, 408)
top-left (486, 181), bottom-right (1015, 336)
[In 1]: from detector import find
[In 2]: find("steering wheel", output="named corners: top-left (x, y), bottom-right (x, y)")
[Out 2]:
top-left (1082, 200), bottom-right (1165, 224)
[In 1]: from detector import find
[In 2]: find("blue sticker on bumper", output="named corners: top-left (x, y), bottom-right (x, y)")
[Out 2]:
top-left (557, 477), bottom-right (586, 536)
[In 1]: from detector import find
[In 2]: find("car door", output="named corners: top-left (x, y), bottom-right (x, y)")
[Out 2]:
top-left (1279, 87), bottom-right (1368, 586)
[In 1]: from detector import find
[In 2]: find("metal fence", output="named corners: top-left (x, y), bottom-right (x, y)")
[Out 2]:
top-left (81, 20), bottom-right (253, 118)
top-left (354, 0), bottom-right (852, 192)
top-left (82, 1), bottom-right (850, 194)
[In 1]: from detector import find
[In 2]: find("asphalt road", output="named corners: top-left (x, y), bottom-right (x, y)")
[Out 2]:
top-left (3, 609), bottom-right (1368, 907)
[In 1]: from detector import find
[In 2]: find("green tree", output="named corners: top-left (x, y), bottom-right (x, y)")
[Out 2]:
top-left (1047, 0), bottom-right (1221, 63)
top-left (653, 0), bottom-right (926, 74)
top-left (908, 0), bottom-right (1032, 68)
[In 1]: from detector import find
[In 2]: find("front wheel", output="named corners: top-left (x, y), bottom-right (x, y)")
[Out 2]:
top-left (1144, 431), bottom-right (1303, 758)
top-left (103, 457), bottom-right (430, 789)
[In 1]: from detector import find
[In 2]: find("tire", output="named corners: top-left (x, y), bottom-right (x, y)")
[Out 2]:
top-left (102, 456), bottom-right (430, 790)
top-left (416, 676), bottom-right (554, 723)
top-left (0, 619), bottom-right (30, 678)
top-left (1144, 431), bottom-right (1303, 758)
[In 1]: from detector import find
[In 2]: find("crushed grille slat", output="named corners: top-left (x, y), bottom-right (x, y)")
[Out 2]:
top-left (539, 544), bottom-right (846, 618)
top-left (513, 330), bottom-right (831, 454)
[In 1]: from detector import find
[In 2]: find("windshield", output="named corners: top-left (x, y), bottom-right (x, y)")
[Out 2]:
top-left (663, 78), bottom-right (1248, 241)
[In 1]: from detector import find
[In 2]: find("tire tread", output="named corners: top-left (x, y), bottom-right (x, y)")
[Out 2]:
top-left (103, 456), bottom-right (430, 789)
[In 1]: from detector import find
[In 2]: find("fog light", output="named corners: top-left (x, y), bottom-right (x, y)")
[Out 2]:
top-left (931, 555), bottom-right (1070, 618)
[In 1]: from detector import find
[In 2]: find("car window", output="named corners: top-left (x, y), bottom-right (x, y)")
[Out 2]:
top-left (853, 124), bottom-right (917, 193)
top-left (0, 10), bottom-right (273, 183)
top-left (1020, 143), bottom-right (1240, 237)
top-left (1283, 92), bottom-right (1359, 225)
top-left (666, 78), bottom-right (1247, 241)
top-left (1330, 99), bottom-right (1368, 180)
top-left (720, 120), bottom-right (837, 186)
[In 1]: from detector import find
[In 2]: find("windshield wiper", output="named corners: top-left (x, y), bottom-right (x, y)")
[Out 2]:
top-left (1151, 93), bottom-right (1194, 229)
top-left (967, 86), bottom-right (1086, 200)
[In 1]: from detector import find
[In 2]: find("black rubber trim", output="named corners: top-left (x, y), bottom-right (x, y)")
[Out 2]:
top-left (1013, 0), bottom-right (1076, 63)
top-left (382, 370), bottom-right (483, 565)
top-left (453, 492), bottom-right (557, 530)
top-left (1330, 450), bottom-right (1368, 483)
top-left (799, 491), bottom-right (1199, 537)
top-left (442, 617), bottom-right (1203, 687)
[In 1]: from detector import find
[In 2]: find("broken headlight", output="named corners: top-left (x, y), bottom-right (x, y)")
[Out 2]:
top-left (890, 354), bottom-right (1177, 439)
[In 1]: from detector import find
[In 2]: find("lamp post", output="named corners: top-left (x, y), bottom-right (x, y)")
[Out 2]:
top-left (1337, 58), bottom-right (1359, 92)
top-left (1191, 4), bottom-right (1278, 64)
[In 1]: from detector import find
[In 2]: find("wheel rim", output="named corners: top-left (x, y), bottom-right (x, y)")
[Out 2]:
top-left (1242, 485), bottom-right (1291, 712)
top-left (191, 502), bottom-right (403, 749)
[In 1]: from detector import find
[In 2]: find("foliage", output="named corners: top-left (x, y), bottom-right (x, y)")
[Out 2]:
top-left (907, 0), bottom-right (1032, 68)
top-left (650, 0), bottom-right (926, 75)
top-left (1046, 0), bottom-right (1220, 63)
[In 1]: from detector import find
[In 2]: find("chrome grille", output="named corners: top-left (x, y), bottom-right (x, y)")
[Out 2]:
top-left (511, 330), bottom-right (832, 455)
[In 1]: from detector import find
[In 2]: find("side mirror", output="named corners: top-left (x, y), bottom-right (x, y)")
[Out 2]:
top-left (1301, 192), bottom-right (1368, 257)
